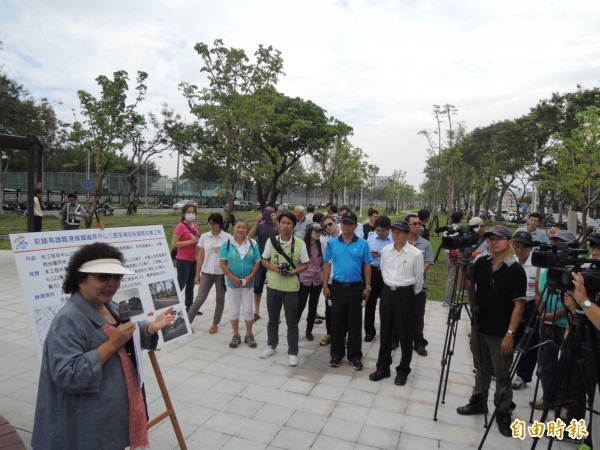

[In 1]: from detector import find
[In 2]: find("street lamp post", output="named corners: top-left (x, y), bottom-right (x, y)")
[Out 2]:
top-left (145, 155), bottom-right (163, 206)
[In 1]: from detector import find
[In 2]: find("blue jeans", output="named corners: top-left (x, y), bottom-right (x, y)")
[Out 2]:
top-left (176, 259), bottom-right (196, 311)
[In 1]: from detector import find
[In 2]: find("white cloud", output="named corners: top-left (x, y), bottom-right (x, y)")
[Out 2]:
top-left (2, 0), bottom-right (599, 190)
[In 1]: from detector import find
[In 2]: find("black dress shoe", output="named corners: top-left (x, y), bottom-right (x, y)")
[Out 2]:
top-left (414, 345), bottom-right (427, 357)
top-left (364, 335), bottom-right (374, 342)
top-left (394, 373), bottom-right (408, 386)
top-left (496, 412), bottom-right (512, 437)
top-left (369, 369), bottom-right (391, 381)
top-left (305, 332), bottom-right (314, 341)
top-left (457, 398), bottom-right (488, 415)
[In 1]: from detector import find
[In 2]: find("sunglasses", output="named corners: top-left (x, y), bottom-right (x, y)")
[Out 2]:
top-left (92, 273), bottom-right (124, 282)
top-left (324, 222), bottom-right (335, 227)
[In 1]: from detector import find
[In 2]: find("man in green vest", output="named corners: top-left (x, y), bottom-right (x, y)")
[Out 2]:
top-left (260, 211), bottom-right (309, 366)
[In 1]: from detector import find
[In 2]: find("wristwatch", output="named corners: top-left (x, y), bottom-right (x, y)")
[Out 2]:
top-left (365, 286), bottom-right (372, 291)
top-left (582, 299), bottom-right (593, 309)
top-left (506, 329), bottom-right (515, 336)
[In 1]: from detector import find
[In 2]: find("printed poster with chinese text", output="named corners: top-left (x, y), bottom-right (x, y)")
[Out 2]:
top-left (10, 225), bottom-right (192, 364)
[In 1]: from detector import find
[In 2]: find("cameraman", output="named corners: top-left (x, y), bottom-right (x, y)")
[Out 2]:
top-left (530, 231), bottom-right (574, 411)
top-left (443, 211), bottom-right (464, 306)
top-left (511, 231), bottom-right (540, 391)
top-left (565, 230), bottom-right (600, 445)
top-left (457, 225), bottom-right (526, 438)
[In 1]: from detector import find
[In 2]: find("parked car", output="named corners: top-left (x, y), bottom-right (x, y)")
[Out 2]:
top-left (172, 200), bottom-right (197, 210)
top-left (546, 212), bottom-right (599, 233)
top-left (233, 200), bottom-right (254, 211)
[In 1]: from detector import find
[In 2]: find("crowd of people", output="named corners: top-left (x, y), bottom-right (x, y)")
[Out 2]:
top-left (32, 202), bottom-right (600, 447)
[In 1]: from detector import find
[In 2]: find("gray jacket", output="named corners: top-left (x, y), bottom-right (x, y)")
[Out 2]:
top-left (32, 292), bottom-right (157, 450)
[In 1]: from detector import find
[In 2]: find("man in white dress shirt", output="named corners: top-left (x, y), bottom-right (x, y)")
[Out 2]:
top-left (368, 220), bottom-right (424, 386)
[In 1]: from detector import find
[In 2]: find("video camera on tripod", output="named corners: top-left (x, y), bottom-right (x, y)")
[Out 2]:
top-left (532, 244), bottom-right (600, 293)
top-left (436, 224), bottom-right (480, 258)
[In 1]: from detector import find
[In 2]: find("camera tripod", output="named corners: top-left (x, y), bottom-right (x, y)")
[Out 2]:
top-left (433, 253), bottom-right (475, 421)
top-left (528, 310), bottom-right (600, 449)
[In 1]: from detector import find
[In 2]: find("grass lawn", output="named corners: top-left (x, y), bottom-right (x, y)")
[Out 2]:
top-left (0, 209), bottom-right (519, 302)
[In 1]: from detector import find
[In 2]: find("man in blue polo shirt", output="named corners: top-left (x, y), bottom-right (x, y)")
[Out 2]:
top-left (323, 211), bottom-right (373, 370)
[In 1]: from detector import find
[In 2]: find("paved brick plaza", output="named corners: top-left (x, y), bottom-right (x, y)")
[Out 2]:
top-left (0, 250), bottom-right (577, 449)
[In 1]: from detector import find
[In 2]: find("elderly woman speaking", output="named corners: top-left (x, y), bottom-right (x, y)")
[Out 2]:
top-left (32, 242), bottom-right (175, 450)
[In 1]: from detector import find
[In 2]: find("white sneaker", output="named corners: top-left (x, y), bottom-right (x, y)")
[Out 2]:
top-left (289, 355), bottom-right (298, 366)
top-left (512, 375), bottom-right (527, 390)
top-left (260, 346), bottom-right (276, 359)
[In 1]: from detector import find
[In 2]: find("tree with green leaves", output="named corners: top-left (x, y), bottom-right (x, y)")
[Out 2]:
top-left (71, 70), bottom-right (147, 227)
top-left (540, 106), bottom-right (600, 244)
top-left (123, 105), bottom-right (186, 214)
top-left (0, 70), bottom-right (68, 214)
top-left (253, 89), bottom-right (337, 205)
top-left (180, 39), bottom-right (284, 225)
top-left (419, 104), bottom-right (466, 216)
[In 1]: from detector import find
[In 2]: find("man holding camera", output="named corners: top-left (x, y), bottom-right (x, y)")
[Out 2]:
top-left (457, 225), bottom-right (526, 438)
top-left (260, 212), bottom-right (309, 366)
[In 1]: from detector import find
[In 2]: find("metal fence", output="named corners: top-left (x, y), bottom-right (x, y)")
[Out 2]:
top-left (2, 172), bottom-right (391, 208)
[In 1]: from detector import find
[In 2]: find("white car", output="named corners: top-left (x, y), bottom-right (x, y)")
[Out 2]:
top-left (172, 201), bottom-right (197, 210)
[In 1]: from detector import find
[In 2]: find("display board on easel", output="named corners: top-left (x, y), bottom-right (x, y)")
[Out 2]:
top-left (10, 225), bottom-right (190, 449)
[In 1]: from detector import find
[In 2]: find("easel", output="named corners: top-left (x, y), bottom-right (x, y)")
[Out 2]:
top-left (147, 351), bottom-right (187, 449)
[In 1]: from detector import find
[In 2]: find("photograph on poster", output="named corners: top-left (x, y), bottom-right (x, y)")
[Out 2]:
top-left (162, 308), bottom-right (188, 342)
top-left (10, 225), bottom-right (193, 364)
top-left (149, 279), bottom-right (179, 310)
top-left (112, 288), bottom-right (144, 318)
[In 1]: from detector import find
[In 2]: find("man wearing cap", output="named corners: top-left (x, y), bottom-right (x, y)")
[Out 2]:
top-left (364, 215), bottom-right (393, 342)
top-left (510, 231), bottom-right (540, 391)
top-left (405, 214), bottom-right (434, 357)
top-left (323, 211), bottom-right (373, 370)
top-left (337, 205), bottom-right (364, 238)
top-left (457, 225), bottom-right (526, 438)
top-left (517, 212), bottom-right (550, 245)
top-left (369, 220), bottom-right (423, 386)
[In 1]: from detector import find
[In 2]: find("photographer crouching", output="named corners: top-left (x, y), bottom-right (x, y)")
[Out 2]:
top-left (456, 225), bottom-right (527, 437)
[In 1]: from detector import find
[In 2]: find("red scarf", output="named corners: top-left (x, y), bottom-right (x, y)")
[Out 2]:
top-left (101, 323), bottom-right (149, 449)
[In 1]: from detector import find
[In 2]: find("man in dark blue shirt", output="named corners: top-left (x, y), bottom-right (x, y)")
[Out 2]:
top-left (323, 211), bottom-right (373, 370)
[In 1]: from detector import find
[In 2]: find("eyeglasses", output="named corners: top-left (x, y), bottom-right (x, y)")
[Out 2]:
top-left (92, 273), bottom-right (124, 282)
top-left (324, 222), bottom-right (335, 228)
top-left (409, 222), bottom-right (423, 227)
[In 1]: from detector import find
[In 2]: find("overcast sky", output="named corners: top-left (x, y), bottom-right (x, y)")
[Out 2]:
top-left (2, 0), bottom-right (599, 189)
